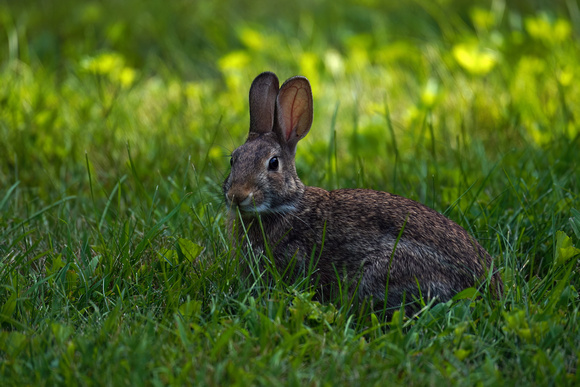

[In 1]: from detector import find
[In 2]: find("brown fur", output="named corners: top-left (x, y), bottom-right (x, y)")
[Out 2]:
top-left (223, 72), bottom-right (503, 314)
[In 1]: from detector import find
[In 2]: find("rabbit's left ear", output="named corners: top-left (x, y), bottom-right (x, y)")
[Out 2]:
top-left (249, 72), bottom-right (280, 134)
top-left (275, 76), bottom-right (313, 152)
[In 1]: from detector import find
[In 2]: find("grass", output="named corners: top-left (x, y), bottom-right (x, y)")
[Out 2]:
top-left (1, 0), bottom-right (580, 385)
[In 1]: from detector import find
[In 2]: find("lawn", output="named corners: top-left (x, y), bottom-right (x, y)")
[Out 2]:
top-left (1, 0), bottom-right (579, 385)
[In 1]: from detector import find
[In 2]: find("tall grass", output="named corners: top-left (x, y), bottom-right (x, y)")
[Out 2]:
top-left (1, 0), bottom-right (579, 384)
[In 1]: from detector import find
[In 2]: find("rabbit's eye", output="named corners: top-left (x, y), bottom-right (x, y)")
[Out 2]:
top-left (268, 157), bottom-right (279, 171)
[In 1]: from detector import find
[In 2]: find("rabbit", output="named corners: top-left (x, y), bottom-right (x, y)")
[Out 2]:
top-left (223, 71), bottom-right (503, 314)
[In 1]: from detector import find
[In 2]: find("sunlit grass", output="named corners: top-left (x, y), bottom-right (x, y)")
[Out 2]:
top-left (1, 0), bottom-right (579, 384)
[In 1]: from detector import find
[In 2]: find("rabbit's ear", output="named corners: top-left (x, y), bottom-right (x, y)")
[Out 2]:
top-left (276, 76), bottom-right (313, 152)
top-left (249, 72), bottom-right (280, 134)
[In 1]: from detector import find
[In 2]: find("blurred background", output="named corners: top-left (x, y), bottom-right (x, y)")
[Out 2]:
top-left (1, 0), bottom-right (578, 247)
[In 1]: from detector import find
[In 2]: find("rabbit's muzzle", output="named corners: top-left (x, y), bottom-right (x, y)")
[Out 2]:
top-left (226, 190), bottom-right (252, 207)
top-left (225, 185), bottom-right (259, 213)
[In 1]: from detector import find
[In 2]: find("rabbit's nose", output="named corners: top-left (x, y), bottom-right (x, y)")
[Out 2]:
top-left (226, 189), bottom-right (253, 207)
top-left (226, 191), bottom-right (237, 205)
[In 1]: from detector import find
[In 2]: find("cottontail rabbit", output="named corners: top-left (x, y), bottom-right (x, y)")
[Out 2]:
top-left (223, 72), bottom-right (503, 314)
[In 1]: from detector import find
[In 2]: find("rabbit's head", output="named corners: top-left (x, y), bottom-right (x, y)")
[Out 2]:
top-left (223, 72), bottom-right (313, 216)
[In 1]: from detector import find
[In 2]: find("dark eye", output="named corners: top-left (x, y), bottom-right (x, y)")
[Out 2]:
top-left (268, 157), bottom-right (279, 171)
top-left (229, 157), bottom-right (233, 166)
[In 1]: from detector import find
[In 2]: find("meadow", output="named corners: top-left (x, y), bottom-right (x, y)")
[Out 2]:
top-left (1, 0), bottom-right (579, 385)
